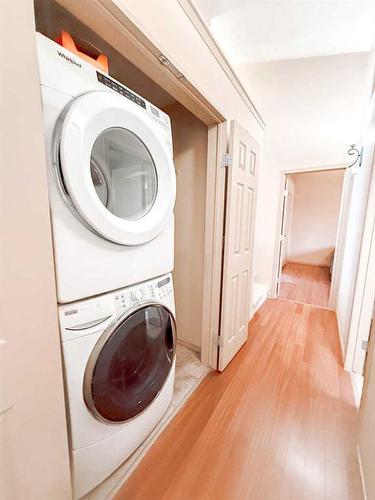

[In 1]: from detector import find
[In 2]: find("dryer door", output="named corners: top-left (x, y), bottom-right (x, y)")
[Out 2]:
top-left (83, 303), bottom-right (176, 423)
top-left (57, 91), bottom-right (176, 245)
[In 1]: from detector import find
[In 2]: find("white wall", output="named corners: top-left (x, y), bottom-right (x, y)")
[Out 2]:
top-left (0, 2), bottom-right (72, 499)
top-left (288, 170), bottom-right (344, 266)
top-left (234, 52), bottom-right (370, 287)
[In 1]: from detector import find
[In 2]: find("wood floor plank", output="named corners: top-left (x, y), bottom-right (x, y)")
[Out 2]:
top-left (114, 299), bottom-right (362, 500)
top-left (279, 262), bottom-right (331, 308)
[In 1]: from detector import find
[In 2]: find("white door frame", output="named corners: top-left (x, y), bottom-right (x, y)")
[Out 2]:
top-left (200, 123), bottom-right (228, 367)
top-left (280, 177), bottom-right (294, 270)
top-left (275, 175), bottom-right (294, 297)
top-left (329, 167), bottom-right (358, 311)
top-left (271, 163), bottom-right (347, 303)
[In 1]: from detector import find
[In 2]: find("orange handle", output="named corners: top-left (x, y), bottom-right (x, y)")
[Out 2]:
top-left (57, 31), bottom-right (109, 74)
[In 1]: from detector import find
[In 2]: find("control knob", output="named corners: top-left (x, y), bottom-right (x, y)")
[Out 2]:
top-left (131, 289), bottom-right (144, 302)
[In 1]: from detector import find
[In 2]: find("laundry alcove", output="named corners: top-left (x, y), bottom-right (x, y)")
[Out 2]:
top-left (34, 0), bottom-right (210, 355)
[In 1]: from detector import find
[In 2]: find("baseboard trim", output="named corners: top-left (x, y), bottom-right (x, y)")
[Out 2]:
top-left (335, 312), bottom-right (363, 407)
top-left (286, 260), bottom-right (330, 268)
top-left (251, 293), bottom-right (268, 315)
top-left (357, 445), bottom-right (368, 500)
top-left (336, 313), bottom-right (346, 364)
top-left (177, 339), bottom-right (201, 353)
top-left (277, 296), bottom-right (331, 311)
top-left (251, 283), bottom-right (270, 319)
top-left (351, 372), bottom-right (364, 407)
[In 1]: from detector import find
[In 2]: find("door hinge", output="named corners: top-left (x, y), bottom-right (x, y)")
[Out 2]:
top-left (362, 340), bottom-right (369, 351)
top-left (213, 334), bottom-right (224, 347)
top-left (223, 153), bottom-right (232, 168)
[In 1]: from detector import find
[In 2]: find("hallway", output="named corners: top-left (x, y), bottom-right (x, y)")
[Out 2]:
top-left (279, 262), bottom-right (331, 308)
top-left (115, 299), bottom-right (361, 500)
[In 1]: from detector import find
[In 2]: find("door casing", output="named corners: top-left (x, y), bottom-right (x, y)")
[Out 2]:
top-left (272, 164), bottom-right (347, 306)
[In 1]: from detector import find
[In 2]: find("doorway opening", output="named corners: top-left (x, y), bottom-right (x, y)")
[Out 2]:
top-left (275, 168), bottom-right (346, 308)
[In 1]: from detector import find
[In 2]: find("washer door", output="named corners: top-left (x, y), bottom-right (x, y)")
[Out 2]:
top-left (83, 304), bottom-right (176, 423)
top-left (58, 91), bottom-right (176, 245)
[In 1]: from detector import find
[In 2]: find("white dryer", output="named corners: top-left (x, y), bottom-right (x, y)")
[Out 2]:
top-left (36, 33), bottom-right (176, 303)
top-left (59, 273), bottom-right (176, 498)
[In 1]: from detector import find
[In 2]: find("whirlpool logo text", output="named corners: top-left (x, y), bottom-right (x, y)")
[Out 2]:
top-left (57, 51), bottom-right (82, 68)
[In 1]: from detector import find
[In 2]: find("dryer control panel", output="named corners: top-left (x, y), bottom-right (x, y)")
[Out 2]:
top-left (95, 71), bottom-right (170, 130)
top-left (97, 72), bottom-right (146, 109)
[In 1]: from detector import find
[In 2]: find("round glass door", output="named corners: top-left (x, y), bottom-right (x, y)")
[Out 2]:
top-left (83, 304), bottom-right (176, 423)
top-left (90, 128), bottom-right (158, 221)
top-left (58, 91), bottom-right (176, 245)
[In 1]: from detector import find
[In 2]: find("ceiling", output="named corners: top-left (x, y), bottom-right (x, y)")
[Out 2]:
top-left (193, 0), bottom-right (375, 64)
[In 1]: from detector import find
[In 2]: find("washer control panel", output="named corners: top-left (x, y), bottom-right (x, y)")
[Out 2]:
top-left (113, 274), bottom-right (174, 314)
top-left (156, 276), bottom-right (173, 301)
top-left (59, 274), bottom-right (174, 341)
top-left (131, 289), bottom-right (144, 302)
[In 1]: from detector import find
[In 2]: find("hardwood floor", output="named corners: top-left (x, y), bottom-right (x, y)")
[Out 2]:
top-left (279, 262), bottom-right (331, 308)
top-left (115, 299), bottom-right (362, 500)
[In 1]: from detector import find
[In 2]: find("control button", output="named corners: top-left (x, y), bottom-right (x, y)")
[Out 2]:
top-left (64, 309), bottom-right (78, 316)
top-left (131, 289), bottom-right (144, 302)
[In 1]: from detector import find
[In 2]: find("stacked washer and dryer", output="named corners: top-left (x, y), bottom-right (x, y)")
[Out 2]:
top-left (37, 33), bottom-right (177, 498)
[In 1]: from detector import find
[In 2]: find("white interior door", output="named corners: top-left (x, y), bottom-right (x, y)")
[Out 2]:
top-left (218, 121), bottom-right (259, 371)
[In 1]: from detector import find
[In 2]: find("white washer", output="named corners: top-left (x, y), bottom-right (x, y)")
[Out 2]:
top-left (36, 33), bottom-right (176, 303)
top-left (59, 273), bottom-right (176, 498)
